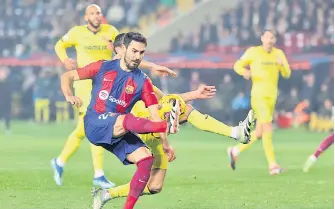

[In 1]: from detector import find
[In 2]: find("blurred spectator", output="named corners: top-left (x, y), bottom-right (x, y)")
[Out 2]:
top-left (318, 99), bottom-right (333, 118)
top-left (231, 91), bottom-right (249, 123)
top-left (106, 0), bottom-right (125, 29)
top-left (0, 67), bottom-right (13, 134)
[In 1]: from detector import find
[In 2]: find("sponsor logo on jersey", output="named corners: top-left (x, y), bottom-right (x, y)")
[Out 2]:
top-left (108, 95), bottom-right (127, 107)
top-left (99, 90), bottom-right (109, 100)
top-left (125, 85), bottom-right (134, 94)
top-left (84, 45), bottom-right (107, 50)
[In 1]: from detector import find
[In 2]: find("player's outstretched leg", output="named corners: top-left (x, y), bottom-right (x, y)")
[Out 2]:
top-left (303, 133), bottom-right (334, 172)
top-left (234, 109), bottom-right (256, 144)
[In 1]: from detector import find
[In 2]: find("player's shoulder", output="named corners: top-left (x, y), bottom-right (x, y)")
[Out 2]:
top-left (100, 59), bottom-right (119, 70)
top-left (69, 25), bottom-right (86, 33)
top-left (101, 24), bottom-right (118, 32)
top-left (273, 47), bottom-right (284, 54)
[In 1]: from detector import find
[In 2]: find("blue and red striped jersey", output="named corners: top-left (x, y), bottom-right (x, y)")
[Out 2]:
top-left (76, 59), bottom-right (158, 114)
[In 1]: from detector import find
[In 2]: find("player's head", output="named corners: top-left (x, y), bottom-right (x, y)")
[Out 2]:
top-left (114, 33), bottom-right (126, 54)
top-left (85, 4), bottom-right (102, 29)
top-left (261, 29), bottom-right (277, 50)
top-left (122, 32), bottom-right (147, 70)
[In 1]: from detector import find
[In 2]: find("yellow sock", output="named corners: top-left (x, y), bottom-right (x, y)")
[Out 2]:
top-left (58, 115), bottom-right (85, 163)
top-left (90, 144), bottom-right (104, 171)
top-left (236, 131), bottom-right (258, 153)
top-left (187, 110), bottom-right (232, 137)
top-left (109, 183), bottom-right (151, 198)
top-left (262, 132), bottom-right (276, 166)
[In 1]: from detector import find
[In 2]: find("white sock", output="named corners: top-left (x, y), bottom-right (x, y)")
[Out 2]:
top-left (310, 155), bottom-right (317, 161)
top-left (230, 127), bottom-right (238, 139)
top-left (56, 158), bottom-right (65, 167)
top-left (94, 170), bottom-right (105, 178)
top-left (232, 146), bottom-right (240, 156)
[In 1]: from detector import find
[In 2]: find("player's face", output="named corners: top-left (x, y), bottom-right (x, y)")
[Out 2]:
top-left (261, 31), bottom-right (276, 49)
top-left (123, 41), bottom-right (146, 70)
top-left (85, 6), bottom-right (102, 29)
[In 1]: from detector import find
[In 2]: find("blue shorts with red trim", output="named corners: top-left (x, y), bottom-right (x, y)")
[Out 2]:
top-left (84, 111), bottom-right (147, 165)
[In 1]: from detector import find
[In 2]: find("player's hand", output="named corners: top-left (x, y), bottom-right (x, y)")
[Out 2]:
top-left (63, 58), bottom-right (77, 71)
top-left (243, 70), bottom-right (251, 80)
top-left (195, 84), bottom-right (216, 99)
top-left (163, 143), bottom-right (176, 162)
top-left (151, 65), bottom-right (178, 77)
top-left (65, 95), bottom-right (83, 107)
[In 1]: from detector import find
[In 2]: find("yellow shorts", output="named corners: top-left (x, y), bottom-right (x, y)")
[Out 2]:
top-left (138, 133), bottom-right (168, 170)
top-left (251, 96), bottom-right (276, 123)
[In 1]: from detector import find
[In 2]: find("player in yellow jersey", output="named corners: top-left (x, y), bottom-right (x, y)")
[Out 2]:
top-left (227, 30), bottom-right (291, 175)
top-left (92, 34), bottom-right (256, 208)
top-left (51, 4), bottom-right (176, 188)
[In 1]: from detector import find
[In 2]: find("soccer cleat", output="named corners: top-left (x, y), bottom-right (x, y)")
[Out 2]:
top-left (303, 155), bottom-right (317, 172)
top-left (227, 147), bottom-right (238, 170)
top-left (235, 109), bottom-right (256, 144)
top-left (51, 158), bottom-right (63, 186)
top-left (269, 164), bottom-right (285, 175)
top-left (92, 187), bottom-right (111, 209)
top-left (168, 100), bottom-right (180, 134)
top-left (93, 176), bottom-right (116, 189)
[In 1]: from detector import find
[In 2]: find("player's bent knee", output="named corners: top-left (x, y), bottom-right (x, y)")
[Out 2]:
top-left (127, 147), bottom-right (153, 164)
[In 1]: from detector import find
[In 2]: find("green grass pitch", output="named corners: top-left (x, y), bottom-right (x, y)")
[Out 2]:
top-left (0, 121), bottom-right (333, 209)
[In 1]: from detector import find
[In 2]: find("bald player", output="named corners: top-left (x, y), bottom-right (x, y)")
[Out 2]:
top-left (51, 4), bottom-right (176, 189)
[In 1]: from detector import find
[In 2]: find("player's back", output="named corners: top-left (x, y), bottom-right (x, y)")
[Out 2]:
top-left (248, 46), bottom-right (284, 98)
top-left (87, 59), bottom-right (148, 115)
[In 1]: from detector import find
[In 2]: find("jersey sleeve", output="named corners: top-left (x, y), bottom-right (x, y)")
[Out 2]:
top-left (77, 60), bottom-right (104, 79)
top-left (233, 47), bottom-right (254, 76)
top-left (60, 27), bottom-right (78, 47)
top-left (141, 77), bottom-right (158, 107)
top-left (109, 25), bottom-right (119, 42)
top-left (278, 50), bottom-right (291, 79)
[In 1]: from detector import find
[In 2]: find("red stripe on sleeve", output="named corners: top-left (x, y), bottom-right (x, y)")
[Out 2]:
top-left (141, 77), bottom-right (158, 107)
top-left (77, 60), bottom-right (104, 79)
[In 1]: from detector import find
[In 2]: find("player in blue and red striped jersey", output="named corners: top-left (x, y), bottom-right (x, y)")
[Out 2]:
top-left (60, 32), bottom-right (180, 209)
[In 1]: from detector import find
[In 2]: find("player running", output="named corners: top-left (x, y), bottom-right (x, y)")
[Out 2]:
top-left (51, 4), bottom-right (175, 188)
top-left (303, 132), bottom-right (334, 172)
top-left (91, 33), bottom-right (255, 208)
top-left (227, 29), bottom-right (291, 175)
top-left (61, 32), bottom-right (178, 209)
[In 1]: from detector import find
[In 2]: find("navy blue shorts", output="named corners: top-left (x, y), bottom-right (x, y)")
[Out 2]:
top-left (84, 112), bottom-right (147, 165)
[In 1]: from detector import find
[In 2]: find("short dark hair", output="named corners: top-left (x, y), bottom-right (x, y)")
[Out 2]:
top-left (114, 33), bottom-right (126, 48)
top-left (123, 32), bottom-right (147, 48)
top-left (262, 29), bottom-right (277, 36)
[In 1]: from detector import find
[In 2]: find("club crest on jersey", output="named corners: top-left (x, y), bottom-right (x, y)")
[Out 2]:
top-left (99, 90), bottom-right (109, 100)
top-left (125, 85), bottom-right (134, 94)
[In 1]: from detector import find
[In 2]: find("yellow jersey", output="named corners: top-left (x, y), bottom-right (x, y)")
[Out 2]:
top-left (234, 46), bottom-right (291, 99)
top-left (54, 24), bottom-right (119, 111)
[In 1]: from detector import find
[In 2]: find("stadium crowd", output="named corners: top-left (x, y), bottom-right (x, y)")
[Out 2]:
top-left (0, 0), bottom-right (333, 132)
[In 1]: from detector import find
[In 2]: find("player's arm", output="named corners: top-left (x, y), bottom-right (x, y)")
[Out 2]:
top-left (61, 61), bottom-right (103, 106)
top-left (278, 50), bottom-right (291, 79)
top-left (178, 85), bottom-right (216, 102)
top-left (234, 47), bottom-right (253, 78)
top-left (139, 60), bottom-right (177, 77)
top-left (55, 27), bottom-right (78, 70)
top-left (142, 78), bottom-right (169, 144)
top-left (153, 85), bottom-right (164, 100)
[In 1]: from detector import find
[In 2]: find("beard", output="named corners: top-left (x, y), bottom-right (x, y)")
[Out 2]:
top-left (88, 19), bottom-right (101, 29)
top-left (124, 56), bottom-right (140, 70)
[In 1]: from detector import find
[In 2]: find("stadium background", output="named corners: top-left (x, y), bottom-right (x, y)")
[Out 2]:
top-left (0, 0), bottom-right (333, 209)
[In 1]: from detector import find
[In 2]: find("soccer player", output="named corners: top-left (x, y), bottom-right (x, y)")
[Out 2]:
top-left (227, 29), bottom-right (291, 175)
top-left (91, 33), bottom-right (255, 207)
top-left (303, 133), bottom-right (334, 172)
top-left (61, 32), bottom-right (179, 209)
top-left (51, 4), bottom-right (175, 188)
